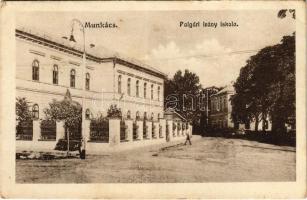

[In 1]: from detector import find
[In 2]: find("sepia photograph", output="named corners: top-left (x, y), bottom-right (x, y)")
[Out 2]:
top-left (0, 1), bottom-right (306, 198)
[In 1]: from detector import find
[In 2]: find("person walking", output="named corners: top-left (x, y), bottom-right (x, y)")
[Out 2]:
top-left (79, 137), bottom-right (86, 159)
top-left (184, 131), bottom-right (192, 145)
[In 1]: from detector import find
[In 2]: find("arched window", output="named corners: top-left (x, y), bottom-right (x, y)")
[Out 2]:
top-left (70, 69), bottom-right (76, 88)
top-left (144, 83), bottom-right (147, 98)
top-left (157, 86), bottom-right (160, 101)
top-left (151, 112), bottom-right (154, 120)
top-left (151, 84), bottom-right (154, 100)
top-left (136, 111), bottom-right (140, 120)
top-left (144, 112), bottom-right (147, 120)
top-left (127, 78), bottom-right (131, 96)
top-left (53, 65), bottom-right (58, 84)
top-left (85, 109), bottom-right (91, 120)
top-left (136, 80), bottom-right (139, 97)
top-left (127, 110), bottom-right (131, 119)
top-left (32, 104), bottom-right (39, 120)
top-left (86, 73), bottom-right (90, 90)
top-left (32, 60), bottom-right (39, 81)
top-left (118, 75), bottom-right (122, 93)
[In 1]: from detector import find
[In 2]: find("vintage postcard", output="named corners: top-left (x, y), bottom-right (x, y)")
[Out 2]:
top-left (0, 1), bottom-right (306, 199)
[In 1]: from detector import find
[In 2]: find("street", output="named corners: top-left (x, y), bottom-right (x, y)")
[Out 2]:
top-left (16, 137), bottom-right (295, 183)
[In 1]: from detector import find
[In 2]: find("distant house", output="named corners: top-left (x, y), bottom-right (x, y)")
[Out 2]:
top-left (209, 84), bottom-right (272, 132)
top-left (210, 85), bottom-right (235, 129)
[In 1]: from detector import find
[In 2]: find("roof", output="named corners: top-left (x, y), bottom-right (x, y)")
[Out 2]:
top-left (164, 108), bottom-right (187, 121)
top-left (16, 27), bottom-right (167, 79)
top-left (211, 84), bottom-right (235, 96)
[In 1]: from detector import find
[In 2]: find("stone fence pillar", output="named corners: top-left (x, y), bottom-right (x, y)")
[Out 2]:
top-left (153, 121), bottom-right (159, 139)
top-left (84, 119), bottom-right (91, 141)
top-left (33, 120), bottom-right (40, 141)
top-left (173, 122), bottom-right (177, 137)
top-left (182, 123), bottom-right (187, 136)
top-left (109, 118), bottom-right (121, 146)
top-left (188, 124), bottom-right (193, 136)
top-left (146, 120), bottom-right (152, 140)
top-left (136, 120), bottom-right (143, 140)
top-left (56, 121), bottom-right (65, 141)
top-left (159, 118), bottom-right (166, 139)
top-left (167, 120), bottom-right (173, 141)
top-left (178, 121), bottom-right (182, 137)
top-left (125, 119), bottom-right (133, 142)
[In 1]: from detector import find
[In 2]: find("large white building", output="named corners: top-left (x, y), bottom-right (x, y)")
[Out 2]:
top-left (16, 28), bottom-right (166, 122)
top-left (16, 28), bottom-right (191, 152)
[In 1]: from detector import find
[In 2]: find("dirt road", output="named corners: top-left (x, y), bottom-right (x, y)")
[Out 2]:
top-left (16, 137), bottom-right (295, 183)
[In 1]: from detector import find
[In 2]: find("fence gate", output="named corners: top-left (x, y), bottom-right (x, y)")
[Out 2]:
top-left (133, 122), bottom-right (138, 140)
top-left (40, 120), bottom-right (56, 140)
top-left (90, 119), bottom-right (109, 142)
top-left (16, 120), bottom-right (33, 140)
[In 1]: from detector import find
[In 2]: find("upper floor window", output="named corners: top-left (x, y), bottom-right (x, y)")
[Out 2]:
top-left (151, 112), bottom-right (154, 120)
top-left (157, 86), bottom-right (160, 101)
top-left (85, 109), bottom-right (91, 120)
top-left (86, 73), bottom-right (90, 90)
top-left (136, 80), bottom-right (139, 97)
top-left (158, 113), bottom-right (160, 119)
top-left (144, 112), bottom-right (147, 120)
top-left (151, 84), bottom-right (154, 100)
top-left (118, 75), bottom-right (122, 93)
top-left (52, 65), bottom-right (58, 84)
top-left (127, 110), bottom-right (131, 119)
top-left (32, 60), bottom-right (39, 81)
top-left (70, 69), bottom-right (76, 88)
top-left (144, 83), bottom-right (147, 98)
top-left (127, 78), bottom-right (131, 96)
top-left (136, 111), bottom-right (140, 120)
top-left (32, 104), bottom-right (39, 120)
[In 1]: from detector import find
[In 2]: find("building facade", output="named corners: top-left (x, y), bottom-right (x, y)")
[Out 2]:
top-left (209, 84), bottom-right (272, 132)
top-left (15, 28), bottom-right (192, 153)
top-left (16, 28), bottom-right (165, 123)
top-left (210, 85), bottom-right (235, 129)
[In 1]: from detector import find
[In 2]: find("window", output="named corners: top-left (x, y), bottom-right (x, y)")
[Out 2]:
top-left (144, 83), bottom-right (147, 98)
top-left (157, 86), bottom-right (160, 101)
top-left (151, 112), bottom-right (154, 120)
top-left (32, 60), bottom-right (39, 81)
top-left (86, 73), bottom-right (90, 90)
top-left (144, 112), bottom-right (147, 120)
top-left (136, 80), bottom-right (139, 97)
top-left (136, 111), bottom-right (140, 120)
top-left (127, 110), bottom-right (131, 119)
top-left (216, 97), bottom-right (220, 111)
top-left (224, 98), bottom-right (227, 111)
top-left (85, 109), bottom-right (91, 119)
top-left (118, 75), bottom-right (122, 93)
top-left (70, 69), bottom-right (76, 88)
top-left (53, 65), bottom-right (58, 84)
top-left (151, 84), bottom-right (154, 100)
top-left (158, 113), bottom-right (160, 119)
top-left (127, 78), bottom-right (131, 96)
top-left (32, 104), bottom-right (39, 120)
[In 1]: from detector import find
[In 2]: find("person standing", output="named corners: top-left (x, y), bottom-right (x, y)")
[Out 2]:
top-left (79, 137), bottom-right (86, 159)
top-left (184, 131), bottom-right (192, 145)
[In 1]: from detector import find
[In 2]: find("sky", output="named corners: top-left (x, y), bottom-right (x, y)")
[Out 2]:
top-left (16, 11), bottom-right (295, 87)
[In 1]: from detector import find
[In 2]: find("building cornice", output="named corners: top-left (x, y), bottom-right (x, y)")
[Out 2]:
top-left (16, 29), bottom-right (167, 80)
